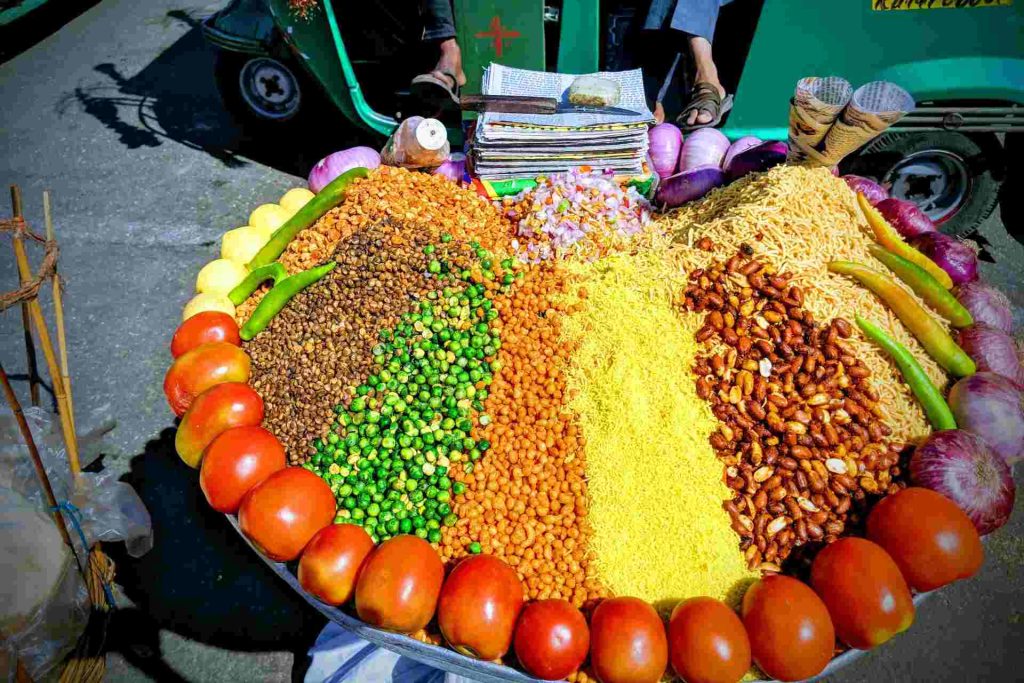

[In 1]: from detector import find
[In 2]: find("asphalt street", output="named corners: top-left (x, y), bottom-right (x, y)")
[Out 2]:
top-left (0, 1), bottom-right (1021, 682)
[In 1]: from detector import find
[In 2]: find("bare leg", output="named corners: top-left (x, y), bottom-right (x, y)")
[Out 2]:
top-left (434, 39), bottom-right (467, 87)
top-left (686, 36), bottom-right (725, 126)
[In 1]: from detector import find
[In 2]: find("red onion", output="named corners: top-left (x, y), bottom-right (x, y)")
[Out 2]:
top-left (957, 324), bottom-right (1024, 387)
top-left (308, 146), bottom-right (381, 193)
top-left (649, 123), bottom-right (683, 179)
top-left (910, 232), bottom-right (978, 285)
top-left (842, 175), bottom-right (888, 205)
top-left (655, 166), bottom-right (725, 208)
top-left (721, 136), bottom-right (761, 172)
top-left (948, 372), bottom-right (1024, 465)
top-left (679, 128), bottom-right (730, 172)
top-left (957, 281), bottom-right (1014, 333)
top-left (910, 430), bottom-right (1015, 535)
top-left (433, 152), bottom-right (466, 182)
top-left (876, 198), bottom-right (937, 238)
top-left (724, 141), bottom-right (788, 181)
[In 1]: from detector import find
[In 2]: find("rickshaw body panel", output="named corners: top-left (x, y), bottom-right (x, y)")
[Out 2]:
top-left (722, 1), bottom-right (1024, 140)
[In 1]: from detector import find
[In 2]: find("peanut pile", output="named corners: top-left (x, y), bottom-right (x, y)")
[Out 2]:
top-left (685, 247), bottom-right (906, 572)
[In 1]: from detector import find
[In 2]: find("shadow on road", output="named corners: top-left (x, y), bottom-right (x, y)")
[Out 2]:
top-left (56, 10), bottom-right (373, 178)
top-left (104, 427), bottom-right (322, 681)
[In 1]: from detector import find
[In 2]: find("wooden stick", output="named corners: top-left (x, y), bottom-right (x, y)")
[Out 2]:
top-left (8, 194), bottom-right (80, 475)
top-left (43, 191), bottom-right (77, 441)
top-left (0, 361), bottom-right (73, 547)
top-left (9, 186), bottom-right (41, 406)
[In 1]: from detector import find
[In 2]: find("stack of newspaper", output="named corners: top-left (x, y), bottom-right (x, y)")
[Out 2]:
top-left (470, 64), bottom-right (656, 181)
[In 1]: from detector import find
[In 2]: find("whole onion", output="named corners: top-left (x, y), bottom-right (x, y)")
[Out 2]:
top-left (648, 123), bottom-right (683, 179)
top-left (842, 175), bottom-right (888, 205)
top-left (957, 281), bottom-right (1014, 333)
top-left (679, 128), bottom-right (730, 172)
top-left (910, 430), bottom-right (1015, 535)
top-left (910, 232), bottom-right (978, 285)
top-left (948, 372), bottom-right (1024, 465)
top-left (655, 166), bottom-right (725, 207)
top-left (721, 136), bottom-right (761, 172)
top-left (724, 141), bottom-right (788, 181)
top-left (957, 324), bottom-right (1024, 387)
top-left (308, 146), bottom-right (381, 193)
top-left (876, 198), bottom-right (936, 238)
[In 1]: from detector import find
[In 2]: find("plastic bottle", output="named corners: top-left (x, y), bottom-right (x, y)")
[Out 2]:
top-left (380, 117), bottom-right (450, 169)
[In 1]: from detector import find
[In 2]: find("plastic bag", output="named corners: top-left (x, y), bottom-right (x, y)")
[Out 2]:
top-left (568, 75), bottom-right (621, 107)
top-left (380, 117), bottom-right (450, 170)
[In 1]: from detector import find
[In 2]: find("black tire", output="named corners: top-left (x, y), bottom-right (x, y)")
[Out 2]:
top-left (841, 131), bottom-right (1002, 236)
top-left (213, 51), bottom-right (308, 134)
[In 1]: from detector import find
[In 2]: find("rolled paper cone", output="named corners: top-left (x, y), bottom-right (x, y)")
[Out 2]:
top-left (786, 77), bottom-right (853, 162)
top-left (818, 81), bottom-right (915, 166)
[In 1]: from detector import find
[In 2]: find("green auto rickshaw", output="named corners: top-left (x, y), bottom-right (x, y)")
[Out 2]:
top-left (202, 0), bottom-right (1022, 235)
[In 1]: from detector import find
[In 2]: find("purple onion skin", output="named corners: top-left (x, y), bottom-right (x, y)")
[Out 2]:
top-left (957, 324), bottom-right (1024, 388)
top-left (910, 430), bottom-right (1015, 535)
top-left (843, 175), bottom-right (888, 205)
top-left (948, 372), bottom-right (1024, 466)
top-left (649, 123), bottom-right (683, 179)
top-left (876, 197), bottom-right (936, 238)
top-left (721, 136), bottom-right (761, 172)
top-left (655, 166), bottom-right (725, 207)
top-left (910, 232), bottom-right (978, 285)
top-left (957, 281), bottom-right (1014, 333)
top-left (725, 141), bottom-right (788, 181)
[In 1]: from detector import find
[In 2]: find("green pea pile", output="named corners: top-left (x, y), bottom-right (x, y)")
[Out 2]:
top-left (304, 238), bottom-right (518, 543)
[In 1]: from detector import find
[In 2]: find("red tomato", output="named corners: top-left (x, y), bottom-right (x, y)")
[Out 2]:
top-left (437, 555), bottom-right (524, 660)
top-left (668, 597), bottom-right (750, 683)
top-left (810, 537), bottom-right (914, 650)
top-left (589, 596), bottom-right (668, 683)
top-left (164, 342), bottom-right (251, 416)
top-left (866, 487), bottom-right (983, 592)
top-left (175, 382), bottom-right (263, 468)
top-left (513, 599), bottom-right (589, 681)
top-left (171, 311), bottom-right (240, 358)
top-left (355, 535), bottom-right (444, 633)
top-left (238, 467), bottom-right (336, 561)
top-left (199, 426), bottom-right (286, 513)
top-left (298, 523), bottom-right (375, 606)
top-left (741, 575), bottom-right (834, 682)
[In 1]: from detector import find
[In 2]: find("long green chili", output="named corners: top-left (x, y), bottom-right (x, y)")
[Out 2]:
top-left (240, 262), bottom-right (337, 340)
top-left (868, 245), bottom-right (973, 328)
top-left (855, 316), bottom-right (957, 431)
top-left (228, 262), bottom-right (287, 306)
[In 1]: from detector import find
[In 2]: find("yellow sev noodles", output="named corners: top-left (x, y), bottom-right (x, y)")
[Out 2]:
top-left (561, 246), bottom-right (757, 612)
top-left (657, 165), bottom-right (943, 445)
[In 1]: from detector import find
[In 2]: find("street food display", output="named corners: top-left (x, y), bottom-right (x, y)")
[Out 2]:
top-left (161, 118), bottom-right (1019, 682)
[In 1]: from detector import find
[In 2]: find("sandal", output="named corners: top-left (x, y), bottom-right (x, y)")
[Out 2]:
top-left (410, 70), bottom-right (461, 117)
top-left (677, 81), bottom-right (733, 131)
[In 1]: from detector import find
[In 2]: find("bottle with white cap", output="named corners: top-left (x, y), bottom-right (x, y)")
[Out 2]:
top-left (380, 116), bottom-right (450, 169)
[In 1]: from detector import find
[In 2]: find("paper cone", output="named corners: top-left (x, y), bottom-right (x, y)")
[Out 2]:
top-left (818, 81), bottom-right (915, 166)
top-left (786, 77), bottom-right (853, 162)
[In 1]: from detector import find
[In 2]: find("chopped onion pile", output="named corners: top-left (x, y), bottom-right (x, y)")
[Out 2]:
top-left (504, 168), bottom-right (651, 261)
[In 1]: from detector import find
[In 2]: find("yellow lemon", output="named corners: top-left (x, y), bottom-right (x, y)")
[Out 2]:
top-left (183, 292), bottom-right (235, 321)
top-left (221, 226), bottom-right (268, 265)
top-left (248, 203), bottom-right (291, 231)
top-left (196, 258), bottom-right (248, 296)
top-left (279, 187), bottom-right (315, 214)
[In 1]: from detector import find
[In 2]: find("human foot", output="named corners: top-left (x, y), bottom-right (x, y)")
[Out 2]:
top-left (436, 39), bottom-right (467, 87)
top-left (684, 80), bottom-right (725, 126)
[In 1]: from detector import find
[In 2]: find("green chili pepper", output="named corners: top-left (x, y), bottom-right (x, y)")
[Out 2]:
top-left (855, 317), bottom-right (957, 431)
top-left (829, 261), bottom-right (975, 377)
top-left (868, 245), bottom-right (973, 328)
top-left (227, 262), bottom-right (288, 306)
top-left (240, 261), bottom-right (337, 340)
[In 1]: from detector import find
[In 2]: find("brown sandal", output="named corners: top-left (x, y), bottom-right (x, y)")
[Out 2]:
top-left (410, 70), bottom-right (461, 116)
top-left (678, 81), bottom-right (733, 131)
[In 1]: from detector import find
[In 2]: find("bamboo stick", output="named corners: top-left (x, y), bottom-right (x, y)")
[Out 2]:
top-left (0, 361), bottom-right (73, 547)
top-left (43, 191), bottom-right (77, 442)
top-left (8, 192), bottom-right (80, 475)
top-left (9, 186), bottom-right (41, 406)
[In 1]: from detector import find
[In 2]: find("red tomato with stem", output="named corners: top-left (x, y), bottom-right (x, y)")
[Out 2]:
top-left (513, 599), bottom-right (589, 681)
top-left (299, 523), bottom-right (375, 606)
top-left (866, 487), bottom-right (983, 592)
top-left (175, 382), bottom-right (263, 468)
top-left (589, 596), bottom-right (668, 683)
top-left (238, 467), bottom-right (336, 561)
top-left (741, 575), bottom-right (834, 682)
top-left (810, 537), bottom-right (915, 650)
top-left (437, 555), bottom-right (525, 660)
top-left (171, 311), bottom-right (240, 358)
top-left (164, 342), bottom-right (251, 416)
top-left (199, 425), bottom-right (286, 513)
top-left (355, 535), bottom-right (444, 633)
top-left (668, 596), bottom-right (750, 683)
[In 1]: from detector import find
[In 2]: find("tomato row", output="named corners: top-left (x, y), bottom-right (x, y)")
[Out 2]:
top-left (164, 313), bottom-right (985, 683)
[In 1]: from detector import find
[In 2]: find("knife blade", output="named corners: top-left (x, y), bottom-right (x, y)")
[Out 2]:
top-left (460, 94), bottom-right (644, 117)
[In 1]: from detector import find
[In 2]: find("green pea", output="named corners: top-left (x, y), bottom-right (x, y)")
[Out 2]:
top-left (443, 513), bottom-right (458, 527)
top-left (453, 482), bottom-right (466, 495)
top-left (468, 541), bottom-right (482, 554)
top-left (399, 518), bottom-right (412, 534)
top-left (415, 527), bottom-right (428, 539)
top-left (427, 529), bottom-right (441, 544)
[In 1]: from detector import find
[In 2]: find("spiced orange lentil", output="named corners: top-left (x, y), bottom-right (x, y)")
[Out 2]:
top-left (438, 264), bottom-right (607, 608)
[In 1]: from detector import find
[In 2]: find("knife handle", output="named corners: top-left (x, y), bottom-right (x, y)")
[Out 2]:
top-left (460, 94), bottom-right (559, 114)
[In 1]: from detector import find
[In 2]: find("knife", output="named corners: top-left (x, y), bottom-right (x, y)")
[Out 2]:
top-left (460, 94), bottom-right (644, 117)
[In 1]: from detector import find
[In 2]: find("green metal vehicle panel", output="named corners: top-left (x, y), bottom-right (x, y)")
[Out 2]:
top-left (722, 1), bottom-right (1024, 140)
top-left (454, 0), bottom-right (545, 95)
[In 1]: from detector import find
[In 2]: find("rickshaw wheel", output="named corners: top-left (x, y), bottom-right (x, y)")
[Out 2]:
top-left (214, 51), bottom-right (306, 129)
top-left (843, 131), bottom-right (1001, 236)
